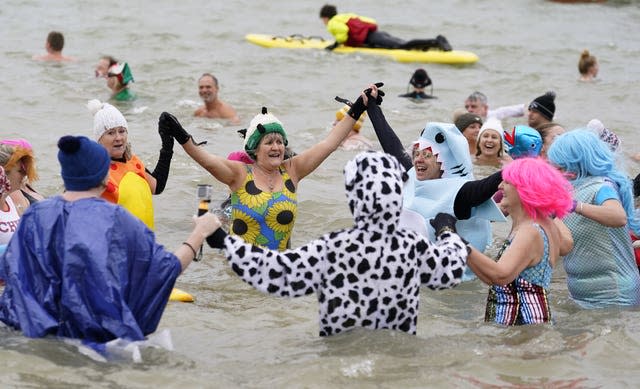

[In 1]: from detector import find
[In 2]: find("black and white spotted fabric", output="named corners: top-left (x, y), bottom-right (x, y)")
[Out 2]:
top-left (222, 151), bottom-right (468, 336)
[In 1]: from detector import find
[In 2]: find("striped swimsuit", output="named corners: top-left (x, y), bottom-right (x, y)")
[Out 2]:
top-left (485, 223), bottom-right (552, 325)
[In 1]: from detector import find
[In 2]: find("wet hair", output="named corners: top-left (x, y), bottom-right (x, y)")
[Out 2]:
top-left (502, 157), bottom-right (573, 220)
top-left (101, 55), bottom-right (118, 68)
top-left (578, 50), bottom-right (597, 75)
top-left (47, 31), bottom-right (64, 51)
top-left (199, 73), bottom-right (219, 87)
top-left (548, 129), bottom-right (640, 233)
top-left (320, 4), bottom-right (337, 18)
top-left (536, 122), bottom-right (564, 143)
top-left (466, 91), bottom-right (487, 105)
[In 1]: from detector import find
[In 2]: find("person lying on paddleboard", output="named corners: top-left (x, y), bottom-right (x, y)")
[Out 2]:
top-left (319, 4), bottom-right (452, 51)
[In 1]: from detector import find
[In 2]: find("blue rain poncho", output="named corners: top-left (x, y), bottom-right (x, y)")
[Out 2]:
top-left (0, 196), bottom-right (181, 342)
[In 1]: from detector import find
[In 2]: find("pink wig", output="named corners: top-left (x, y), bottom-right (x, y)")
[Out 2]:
top-left (502, 157), bottom-right (573, 220)
top-left (0, 138), bottom-right (33, 150)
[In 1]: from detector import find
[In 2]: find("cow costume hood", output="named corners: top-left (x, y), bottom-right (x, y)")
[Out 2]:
top-left (344, 151), bottom-right (404, 229)
top-left (219, 151), bottom-right (468, 336)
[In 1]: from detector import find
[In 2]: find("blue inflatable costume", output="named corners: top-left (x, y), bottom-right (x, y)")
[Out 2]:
top-left (366, 104), bottom-right (505, 280)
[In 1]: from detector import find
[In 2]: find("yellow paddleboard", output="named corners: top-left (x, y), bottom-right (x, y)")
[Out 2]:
top-left (170, 287), bottom-right (195, 303)
top-left (245, 34), bottom-right (478, 65)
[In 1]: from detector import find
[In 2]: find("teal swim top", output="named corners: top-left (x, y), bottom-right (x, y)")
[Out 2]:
top-left (113, 88), bottom-right (136, 101)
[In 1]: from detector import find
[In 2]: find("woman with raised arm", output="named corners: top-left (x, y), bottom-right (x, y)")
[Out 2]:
top-left (161, 83), bottom-right (383, 250)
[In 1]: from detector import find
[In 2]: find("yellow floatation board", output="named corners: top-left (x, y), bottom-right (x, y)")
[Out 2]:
top-left (170, 287), bottom-right (195, 302)
top-left (245, 34), bottom-right (478, 65)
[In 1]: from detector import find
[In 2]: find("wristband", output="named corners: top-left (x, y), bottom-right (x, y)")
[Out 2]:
top-left (182, 241), bottom-right (198, 261)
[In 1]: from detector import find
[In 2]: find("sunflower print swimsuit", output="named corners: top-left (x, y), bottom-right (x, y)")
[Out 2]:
top-left (230, 165), bottom-right (297, 251)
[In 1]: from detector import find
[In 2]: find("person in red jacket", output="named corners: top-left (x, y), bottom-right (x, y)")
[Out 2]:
top-left (319, 5), bottom-right (451, 51)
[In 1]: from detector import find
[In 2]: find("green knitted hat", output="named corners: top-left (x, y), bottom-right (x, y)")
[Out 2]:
top-left (243, 107), bottom-right (288, 159)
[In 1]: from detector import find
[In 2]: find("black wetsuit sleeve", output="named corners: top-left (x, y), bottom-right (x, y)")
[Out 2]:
top-left (147, 149), bottom-right (173, 195)
top-left (453, 170), bottom-right (502, 220)
top-left (367, 104), bottom-right (413, 172)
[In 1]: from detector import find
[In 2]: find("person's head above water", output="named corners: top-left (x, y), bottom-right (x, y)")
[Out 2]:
top-left (57, 135), bottom-right (110, 192)
top-left (243, 107), bottom-right (288, 161)
top-left (411, 122), bottom-right (473, 181)
top-left (503, 125), bottom-right (542, 159)
top-left (319, 4), bottom-right (337, 20)
top-left (410, 69), bottom-right (431, 90)
top-left (464, 91), bottom-right (489, 118)
top-left (501, 157), bottom-right (573, 221)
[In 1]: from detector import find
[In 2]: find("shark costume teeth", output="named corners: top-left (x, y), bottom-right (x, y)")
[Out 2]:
top-left (403, 121), bottom-right (505, 281)
top-left (412, 122), bottom-right (473, 179)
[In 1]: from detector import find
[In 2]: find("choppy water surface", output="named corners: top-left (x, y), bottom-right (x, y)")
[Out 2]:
top-left (1, 0), bottom-right (640, 387)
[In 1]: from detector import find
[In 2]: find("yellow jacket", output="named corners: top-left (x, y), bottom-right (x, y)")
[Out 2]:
top-left (326, 13), bottom-right (377, 46)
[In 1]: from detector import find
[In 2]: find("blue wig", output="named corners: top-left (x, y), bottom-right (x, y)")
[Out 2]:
top-left (547, 129), bottom-right (639, 234)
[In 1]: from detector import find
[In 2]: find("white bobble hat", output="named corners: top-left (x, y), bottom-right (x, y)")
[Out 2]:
top-left (87, 99), bottom-right (128, 140)
top-left (477, 117), bottom-right (504, 139)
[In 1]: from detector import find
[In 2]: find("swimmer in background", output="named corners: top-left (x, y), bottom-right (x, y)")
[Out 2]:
top-left (33, 31), bottom-right (75, 62)
top-left (333, 105), bottom-right (373, 151)
top-left (578, 49), bottom-right (599, 82)
top-left (464, 91), bottom-right (524, 121)
top-left (399, 68), bottom-right (435, 100)
top-left (454, 112), bottom-right (483, 156)
top-left (194, 73), bottom-right (241, 125)
top-left (106, 62), bottom-right (136, 101)
top-left (535, 122), bottom-right (565, 159)
top-left (95, 55), bottom-right (118, 78)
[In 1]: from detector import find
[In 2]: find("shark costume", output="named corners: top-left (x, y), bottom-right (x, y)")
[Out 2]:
top-left (209, 151), bottom-right (469, 336)
top-left (367, 104), bottom-right (506, 280)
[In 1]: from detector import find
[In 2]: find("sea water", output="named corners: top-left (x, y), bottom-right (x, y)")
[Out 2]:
top-left (1, 0), bottom-right (640, 387)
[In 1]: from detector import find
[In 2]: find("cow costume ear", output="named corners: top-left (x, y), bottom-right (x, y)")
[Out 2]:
top-left (344, 157), bottom-right (358, 187)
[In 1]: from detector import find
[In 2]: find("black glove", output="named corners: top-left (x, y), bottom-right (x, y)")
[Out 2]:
top-left (325, 41), bottom-right (339, 51)
top-left (159, 112), bottom-right (192, 145)
top-left (206, 228), bottom-right (227, 249)
top-left (341, 82), bottom-right (385, 120)
top-left (157, 116), bottom-right (174, 152)
top-left (365, 83), bottom-right (385, 106)
top-left (429, 212), bottom-right (458, 236)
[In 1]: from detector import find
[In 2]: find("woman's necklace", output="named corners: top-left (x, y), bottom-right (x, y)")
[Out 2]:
top-left (254, 163), bottom-right (279, 192)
